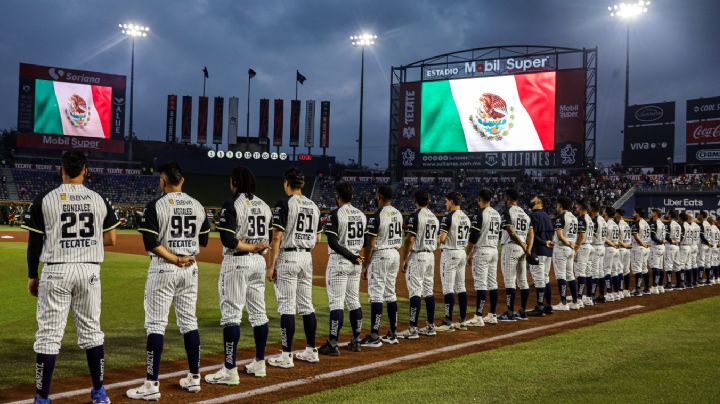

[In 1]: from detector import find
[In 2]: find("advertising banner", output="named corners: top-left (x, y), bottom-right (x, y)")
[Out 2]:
top-left (213, 96), bottom-right (223, 144)
top-left (320, 101), bottom-right (330, 148)
top-left (686, 119), bottom-right (720, 145)
top-left (627, 102), bottom-right (675, 126)
top-left (273, 99), bottom-right (283, 147)
top-left (181, 95), bottom-right (192, 143)
top-left (289, 99), bottom-right (300, 147)
top-left (686, 96), bottom-right (720, 121)
top-left (197, 96), bottom-right (208, 144)
top-left (259, 98), bottom-right (269, 145)
top-left (166, 95), bottom-right (177, 143)
top-left (227, 96), bottom-right (238, 145)
top-left (305, 100), bottom-right (315, 148)
top-left (622, 125), bottom-right (674, 166)
top-left (16, 133), bottom-right (125, 154)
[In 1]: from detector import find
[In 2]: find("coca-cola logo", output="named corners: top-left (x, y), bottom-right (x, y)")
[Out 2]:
top-left (692, 123), bottom-right (720, 140)
top-left (634, 105), bottom-right (664, 122)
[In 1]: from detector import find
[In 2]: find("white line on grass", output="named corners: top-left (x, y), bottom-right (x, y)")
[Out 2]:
top-left (6, 305), bottom-right (642, 404)
top-left (196, 305), bottom-right (644, 404)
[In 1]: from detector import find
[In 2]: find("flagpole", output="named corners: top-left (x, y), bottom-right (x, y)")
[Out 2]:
top-left (203, 76), bottom-right (206, 97)
top-left (246, 72), bottom-right (251, 151)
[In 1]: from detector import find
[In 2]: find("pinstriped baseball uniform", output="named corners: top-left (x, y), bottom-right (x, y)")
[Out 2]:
top-left (575, 213), bottom-right (594, 278)
top-left (22, 183), bottom-right (120, 355)
top-left (216, 193), bottom-right (272, 328)
top-left (272, 195), bottom-right (321, 315)
top-left (678, 222), bottom-right (693, 271)
top-left (699, 220), bottom-right (713, 269)
top-left (630, 218), bottom-right (650, 275)
top-left (468, 206), bottom-right (501, 291)
top-left (439, 210), bottom-right (471, 295)
top-left (618, 219), bottom-right (632, 275)
top-left (712, 225), bottom-right (720, 269)
top-left (138, 192), bottom-right (211, 335)
top-left (591, 215), bottom-right (607, 279)
top-left (665, 220), bottom-right (681, 272)
top-left (605, 219), bottom-right (620, 276)
top-left (552, 211), bottom-right (578, 281)
top-left (500, 205), bottom-right (531, 289)
top-left (324, 204), bottom-right (367, 312)
top-left (405, 207), bottom-right (439, 298)
top-left (689, 221), bottom-right (700, 270)
top-left (365, 205), bottom-right (403, 303)
top-left (648, 219), bottom-right (666, 269)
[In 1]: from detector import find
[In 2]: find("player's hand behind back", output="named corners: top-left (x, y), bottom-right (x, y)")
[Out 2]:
top-left (28, 278), bottom-right (39, 297)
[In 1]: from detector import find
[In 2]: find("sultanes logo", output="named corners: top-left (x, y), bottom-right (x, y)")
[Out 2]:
top-left (469, 93), bottom-right (515, 142)
top-left (560, 144), bottom-right (577, 165)
top-left (402, 148), bottom-right (416, 167)
top-left (66, 94), bottom-right (91, 127)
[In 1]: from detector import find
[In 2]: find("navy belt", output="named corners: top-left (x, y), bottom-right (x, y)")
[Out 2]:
top-left (283, 247), bottom-right (311, 252)
top-left (46, 262), bottom-right (99, 266)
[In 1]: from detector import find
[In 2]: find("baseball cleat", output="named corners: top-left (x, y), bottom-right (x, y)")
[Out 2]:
top-left (483, 313), bottom-right (498, 324)
top-left (360, 334), bottom-right (383, 347)
top-left (381, 331), bottom-right (400, 344)
top-left (642, 288), bottom-right (651, 295)
top-left (651, 286), bottom-right (660, 294)
top-left (346, 339), bottom-right (362, 352)
top-left (295, 347), bottom-right (320, 363)
top-left (576, 299), bottom-right (585, 309)
top-left (569, 302), bottom-right (581, 310)
top-left (126, 380), bottom-right (160, 401)
top-left (268, 351), bottom-right (294, 368)
top-left (318, 341), bottom-right (340, 356)
top-left (497, 312), bottom-right (517, 322)
top-left (34, 396), bottom-right (51, 404)
top-left (596, 296), bottom-right (606, 304)
top-left (417, 324), bottom-right (437, 336)
top-left (606, 293), bottom-right (616, 302)
top-left (91, 387), bottom-right (111, 404)
top-left (631, 289), bottom-right (643, 297)
top-left (436, 321), bottom-right (455, 332)
top-left (245, 359), bottom-right (267, 377)
top-left (623, 290), bottom-right (632, 298)
top-left (514, 311), bottom-right (528, 321)
top-left (526, 306), bottom-right (545, 317)
top-left (205, 366), bottom-right (240, 385)
top-left (398, 327), bottom-right (420, 339)
top-left (454, 321), bottom-right (468, 331)
top-left (582, 296), bottom-right (594, 306)
top-left (465, 315), bottom-right (485, 327)
top-left (543, 305), bottom-right (554, 315)
top-left (552, 303), bottom-right (570, 311)
top-left (179, 373), bottom-right (201, 393)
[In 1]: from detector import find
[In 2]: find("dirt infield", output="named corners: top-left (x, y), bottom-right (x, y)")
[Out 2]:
top-left (2, 231), bottom-right (720, 403)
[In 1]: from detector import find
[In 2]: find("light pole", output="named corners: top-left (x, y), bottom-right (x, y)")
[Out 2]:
top-left (119, 23), bottom-right (149, 159)
top-left (350, 33), bottom-right (377, 168)
top-left (609, 2), bottom-right (650, 133)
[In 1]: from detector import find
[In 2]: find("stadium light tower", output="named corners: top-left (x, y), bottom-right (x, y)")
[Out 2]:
top-left (119, 23), bottom-right (149, 144)
top-left (350, 33), bottom-right (377, 168)
top-left (609, 1), bottom-right (650, 133)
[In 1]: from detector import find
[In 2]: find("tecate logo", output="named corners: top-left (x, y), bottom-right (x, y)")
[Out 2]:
top-left (692, 123), bottom-right (720, 140)
top-left (634, 105), bottom-right (664, 122)
top-left (696, 149), bottom-right (720, 161)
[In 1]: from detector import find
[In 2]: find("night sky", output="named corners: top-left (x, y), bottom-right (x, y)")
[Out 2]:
top-left (1, 0), bottom-right (719, 166)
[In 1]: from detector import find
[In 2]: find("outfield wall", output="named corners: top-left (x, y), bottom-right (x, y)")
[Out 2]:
top-left (621, 191), bottom-right (720, 216)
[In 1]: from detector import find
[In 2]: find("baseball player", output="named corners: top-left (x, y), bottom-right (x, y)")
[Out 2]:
top-left (552, 196), bottom-right (580, 311)
top-left (498, 189), bottom-right (534, 321)
top-left (629, 208), bottom-right (651, 296)
top-left (615, 209), bottom-right (633, 297)
top-left (465, 189), bottom-right (502, 325)
top-left (23, 151), bottom-right (119, 404)
top-left (359, 186), bottom-right (403, 346)
top-left (436, 192), bottom-right (471, 331)
top-left (527, 194), bottom-right (554, 316)
top-left (205, 167), bottom-right (272, 385)
top-left (318, 182), bottom-right (367, 356)
top-left (398, 190), bottom-right (439, 338)
top-left (603, 207), bottom-right (621, 301)
top-left (688, 213), bottom-right (700, 287)
top-left (648, 209), bottom-right (666, 294)
top-left (710, 216), bottom-right (720, 285)
top-left (574, 200), bottom-right (594, 307)
top-left (698, 211), bottom-right (712, 285)
top-left (589, 202), bottom-right (607, 302)
top-left (266, 168), bottom-right (321, 368)
top-left (675, 212), bottom-right (692, 289)
top-left (127, 163), bottom-right (211, 400)
top-left (663, 210), bottom-right (681, 291)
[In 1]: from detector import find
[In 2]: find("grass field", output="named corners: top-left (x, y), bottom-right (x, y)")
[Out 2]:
top-left (0, 241), bottom-right (393, 388)
top-left (288, 295), bottom-right (720, 404)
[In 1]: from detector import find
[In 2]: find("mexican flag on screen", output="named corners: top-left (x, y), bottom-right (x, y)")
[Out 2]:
top-left (34, 79), bottom-right (112, 138)
top-left (420, 72), bottom-right (556, 153)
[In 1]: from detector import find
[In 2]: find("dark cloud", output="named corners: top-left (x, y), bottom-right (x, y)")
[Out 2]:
top-left (1, 0), bottom-right (719, 165)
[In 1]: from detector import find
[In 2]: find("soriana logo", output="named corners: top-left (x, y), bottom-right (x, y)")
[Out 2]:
top-left (687, 119), bottom-right (720, 144)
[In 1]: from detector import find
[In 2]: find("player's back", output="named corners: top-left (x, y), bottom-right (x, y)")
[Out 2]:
top-left (218, 193), bottom-right (272, 255)
top-left (274, 194), bottom-right (321, 250)
top-left (606, 219), bottom-right (620, 244)
top-left (668, 220), bottom-right (682, 243)
top-left (23, 183), bottom-right (119, 264)
top-left (325, 203), bottom-right (366, 255)
top-left (631, 219), bottom-right (650, 247)
top-left (140, 192), bottom-right (209, 256)
top-left (619, 219), bottom-right (631, 245)
top-left (593, 215), bottom-right (606, 246)
top-left (367, 205), bottom-right (403, 250)
top-left (471, 206), bottom-right (502, 248)
top-left (553, 211), bottom-right (578, 245)
top-left (579, 214), bottom-right (594, 244)
top-left (441, 210), bottom-right (471, 250)
top-left (501, 205), bottom-right (531, 245)
top-left (407, 207), bottom-right (439, 252)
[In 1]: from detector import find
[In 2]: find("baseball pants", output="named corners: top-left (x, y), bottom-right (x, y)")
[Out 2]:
top-left (619, 248), bottom-right (631, 276)
top-left (605, 247), bottom-right (619, 277)
top-left (690, 245), bottom-right (699, 269)
top-left (367, 249), bottom-right (400, 303)
top-left (592, 245), bottom-right (606, 278)
top-left (406, 251), bottom-right (435, 298)
top-left (553, 246), bottom-right (575, 281)
top-left (676, 246), bottom-right (692, 271)
top-left (712, 247), bottom-right (720, 268)
top-left (219, 254), bottom-right (269, 328)
top-left (440, 249), bottom-right (467, 295)
top-left (649, 245), bottom-right (665, 269)
top-left (700, 245), bottom-right (713, 269)
top-left (574, 244), bottom-right (594, 278)
top-left (631, 247), bottom-right (650, 274)
top-left (529, 255), bottom-right (552, 288)
top-left (501, 244), bottom-right (528, 289)
top-left (664, 245), bottom-right (679, 272)
top-left (34, 263), bottom-right (104, 355)
top-left (144, 258), bottom-right (199, 335)
top-left (471, 246), bottom-right (498, 290)
top-left (274, 251), bottom-right (315, 315)
top-left (325, 254), bottom-right (362, 312)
